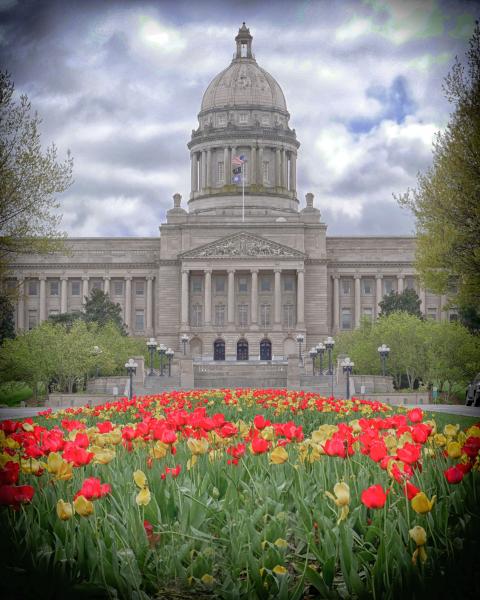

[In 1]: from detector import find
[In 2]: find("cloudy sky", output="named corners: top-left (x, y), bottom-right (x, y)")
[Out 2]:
top-left (0, 0), bottom-right (476, 237)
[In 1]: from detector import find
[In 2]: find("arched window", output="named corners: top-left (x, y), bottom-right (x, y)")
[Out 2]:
top-left (214, 339), bottom-right (225, 361)
top-left (260, 339), bottom-right (272, 361)
top-left (237, 339), bottom-right (248, 361)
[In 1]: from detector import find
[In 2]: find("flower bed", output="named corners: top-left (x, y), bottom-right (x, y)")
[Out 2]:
top-left (1, 389), bottom-right (479, 599)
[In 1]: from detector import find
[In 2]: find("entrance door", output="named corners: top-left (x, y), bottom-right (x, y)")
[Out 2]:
top-left (237, 339), bottom-right (249, 361)
top-left (260, 339), bottom-right (272, 360)
top-left (213, 339), bottom-right (225, 361)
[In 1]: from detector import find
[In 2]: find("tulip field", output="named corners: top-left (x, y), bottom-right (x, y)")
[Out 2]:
top-left (1, 389), bottom-right (479, 599)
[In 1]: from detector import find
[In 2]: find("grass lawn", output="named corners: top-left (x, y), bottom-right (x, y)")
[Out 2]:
top-left (0, 381), bottom-right (33, 406)
top-left (423, 410), bottom-right (479, 431)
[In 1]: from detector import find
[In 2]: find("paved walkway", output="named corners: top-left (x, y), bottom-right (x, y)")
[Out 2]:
top-left (1, 403), bottom-right (479, 421)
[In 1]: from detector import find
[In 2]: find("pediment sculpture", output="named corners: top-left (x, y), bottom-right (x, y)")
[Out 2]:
top-left (180, 233), bottom-right (304, 259)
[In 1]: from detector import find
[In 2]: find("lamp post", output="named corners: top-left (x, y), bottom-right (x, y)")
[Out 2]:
top-left (166, 348), bottom-right (174, 377)
top-left (324, 336), bottom-right (335, 398)
top-left (309, 348), bottom-right (317, 375)
top-left (125, 358), bottom-right (138, 400)
top-left (158, 344), bottom-right (167, 376)
top-left (341, 357), bottom-right (355, 400)
top-left (296, 333), bottom-right (304, 367)
top-left (316, 342), bottom-right (325, 378)
top-left (92, 345), bottom-right (102, 378)
top-left (181, 334), bottom-right (189, 356)
top-left (378, 344), bottom-right (390, 377)
top-left (146, 338), bottom-right (157, 376)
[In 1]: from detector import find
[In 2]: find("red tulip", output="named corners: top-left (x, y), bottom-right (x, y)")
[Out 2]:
top-left (361, 484), bottom-right (388, 509)
top-left (462, 436), bottom-right (480, 460)
top-left (253, 415), bottom-right (270, 430)
top-left (396, 442), bottom-right (421, 465)
top-left (0, 484), bottom-right (35, 508)
top-left (407, 408), bottom-right (423, 423)
top-left (62, 444), bottom-right (94, 467)
top-left (251, 437), bottom-right (269, 454)
top-left (0, 462), bottom-right (19, 485)
top-left (74, 477), bottom-right (111, 500)
top-left (403, 481), bottom-right (420, 500)
top-left (444, 465), bottom-right (464, 484)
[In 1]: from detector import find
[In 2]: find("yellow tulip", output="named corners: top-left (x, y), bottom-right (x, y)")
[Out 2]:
top-left (447, 441), bottom-right (462, 459)
top-left (274, 538), bottom-right (288, 549)
top-left (22, 422), bottom-right (34, 432)
top-left (149, 441), bottom-right (168, 459)
top-left (20, 458), bottom-right (42, 475)
top-left (187, 438), bottom-right (209, 455)
top-left (409, 525), bottom-right (427, 546)
top-left (55, 460), bottom-right (73, 481)
top-left (433, 433), bottom-right (446, 447)
top-left (465, 425), bottom-right (480, 438)
top-left (136, 487), bottom-right (151, 506)
top-left (201, 574), bottom-right (215, 586)
top-left (0, 452), bottom-right (18, 468)
top-left (56, 499), bottom-right (73, 521)
top-left (47, 452), bottom-right (63, 473)
top-left (133, 469), bottom-right (148, 488)
top-left (269, 446), bottom-right (289, 464)
top-left (411, 492), bottom-right (436, 514)
top-left (91, 447), bottom-right (116, 464)
top-left (325, 481), bottom-right (350, 523)
top-left (73, 495), bottom-right (94, 517)
top-left (272, 565), bottom-right (288, 575)
top-left (5, 437), bottom-right (19, 449)
top-left (443, 424), bottom-right (459, 438)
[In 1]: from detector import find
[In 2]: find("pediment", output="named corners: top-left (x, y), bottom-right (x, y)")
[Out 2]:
top-left (179, 232), bottom-right (305, 259)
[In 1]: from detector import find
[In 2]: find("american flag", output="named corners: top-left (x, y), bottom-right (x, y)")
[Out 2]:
top-left (232, 155), bottom-right (245, 166)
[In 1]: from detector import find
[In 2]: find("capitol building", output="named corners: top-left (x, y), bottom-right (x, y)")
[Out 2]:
top-left (9, 24), bottom-right (450, 361)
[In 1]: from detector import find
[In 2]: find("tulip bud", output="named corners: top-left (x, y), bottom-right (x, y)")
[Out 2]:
top-left (56, 499), bottom-right (73, 521)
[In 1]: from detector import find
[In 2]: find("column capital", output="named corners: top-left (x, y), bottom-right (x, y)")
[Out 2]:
top-left (250, 268), bottom-right (259, 274)
top-left (146, 275), bottom-right (154, 281)
top-left (204, 268), bottom-right (212, 274)
top-left (103, 276), bottom-right (111, 281)
top-left (332, 274), bottom-right (340, 280)
top-left (375, 274), bottom-right (383, 280)
top-left (124, 275), bottom-right (132, 281)
top-left (296, 268), bottom-right (305, 274)
top-left (60, 276), bottom-right (68, 281)
top-left (38, 275), bottom-right (47, 281)
top-left (354, 274), bottom-right (362, 280)
top-left (182, 268), bottom-right (190, 275)
top-left (82, 275), bottom-right (90, 281)
top-left (274, 267), bottom-right (282, 274)
top-left (17, 276), bottom-right (25, 282)
top-left (397, 274), bottom-right (405, 280)
top-left (227, 268), bottom-right (236, 274)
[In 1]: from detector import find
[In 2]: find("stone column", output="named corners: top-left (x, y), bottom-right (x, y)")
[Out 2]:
top-left (227, 269), bottom-right (235, 324)
top-left (60, 276), bottom-right (68, 314)
top-left (204, 269), bottom-right (212, 325)
top-left (375, 275), bottom-right (383, 317)
top-left (275, 148), bottom-right (281, 187)
top-left (296, 268), bottom-right (305, 325)
top-left (258, 145), bottom-right (264, 185)
top-left (223, 147), bottom-right (229, 184)
top-left (181, 269), bottom-right (189, 325)
top-left (82, 276), bottom-right (89, 306)
top-left (250, 146), bottom-right (256, 185)
top-left (251, 268), bottom-right (258, 324)
top-left (333, 275), bottom-right (340, 331)
top-left (354, 275), bottom-right (361, 328)
top-left (419, 287), bottom-right (427, 315)
top-left (274, 268), bottom-right (282, 324)
top-left (146, 276), bottom-right (154, 332)
top-left (397, 275), bottom-right (404, 294)
top-left (39, 276), bottom-right (46, 322)
top-left (290, 152), bottom-right (296, 193)
top-left (17, 278), bottom-right (25, 330)
top-left (206, 148), bottom-right (212, 188)
top-left (440, 294), bottom-right (448, 321)
top-left (190, 153), bottom-right (196, 192)
top-left (103, 276), bottom-right (110, 295)
top-left (281, 148), bottom-right (286, 188)
top-left (124, 276), bottom-right (132, 330)
top-left (201, 150), bottom-right (207, 191)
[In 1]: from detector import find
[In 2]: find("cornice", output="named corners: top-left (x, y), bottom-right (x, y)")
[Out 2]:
top-left (329, 261), bottom-right (414, 269)
top-left (11, 262), bottom-right (159, 271)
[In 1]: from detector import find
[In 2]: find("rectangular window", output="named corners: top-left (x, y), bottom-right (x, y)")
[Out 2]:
top-left (238, 304), bottom-right (248, 327)
top-left (214, 304), bottom-right (225, 327)
top-left (449, 311), bottom-right (458, 322)
top-left (405, 276), bottom-right (416, 290)
top-left (217, 114), bottom-right (226, 126)
top-left (362, 307), bottom-right (373, 320)
top-left (427, 307), bottom-right (437, 320)
top-left (215, 277), bottom-right (225, 293)
top-left (71, 281), bottom-right (80, 296)
top-left (239, 113), bottom-right (248, 124)
top-left (135, 310), bottom-right (144, 331)
top-left (114, 281), bottom-right (123, 296)
top-left (283, 276), bottom-right (294, 292)
top-left (262, 161), bottom-right (269, 183)
top-left (383, 278), bottom-right (395, 295)
top-left (28, 280), bottom-right (38, 296)
top-left (191, 304), bottom-right (203, 327)
top-left (217, 161), bottom-right (225, 183)
top-left (91, 280), bottom-right (102, 291)
top-left (362, 279), bottom-right (373, 295)
top-left (341, 308), bottom-right (352, 329)
top-left (49, 281), bottom-right (59, 296)
top-left (238, 277), bottom-right (248, 293)
top-left (261, 115), bottom-right (269, 125)
top-left (191, 277), bottom-right (202, 294)
top-left (260, 304), bottom-right (271, 327)
top-left (28, 310), bottom-right (37, 330)
top-left (341, 279), bottom-right (351, 295)
top-left (283, 304), bottom-right (295, 328)
top-left (135, 281), bottom-right (144, 296)
top-left (260, 276), bottom-right (271, 292)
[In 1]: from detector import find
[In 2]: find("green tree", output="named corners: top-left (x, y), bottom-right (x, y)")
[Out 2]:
top-left (396, 22), bottom-right (480, 315)
top-left (84, 289), bottom-right (126, 333)
top-left (379, 288), bottom-right (423, 318)
top-left (0, 295), bottom-right (15, 345)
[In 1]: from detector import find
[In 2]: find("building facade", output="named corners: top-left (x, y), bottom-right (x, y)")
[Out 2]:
top-left (7, 24), bottom-right (452, 359)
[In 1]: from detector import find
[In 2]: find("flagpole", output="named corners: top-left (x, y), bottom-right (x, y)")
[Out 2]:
top-left (242, 161), bottom-right (245, 223)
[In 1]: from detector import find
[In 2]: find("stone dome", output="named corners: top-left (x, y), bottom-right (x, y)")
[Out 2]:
top-left (200, 23), bottom-right (287, 113)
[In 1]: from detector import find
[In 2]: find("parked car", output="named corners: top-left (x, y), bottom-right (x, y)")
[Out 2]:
top-left (465, 373), bottom-right (480, 407)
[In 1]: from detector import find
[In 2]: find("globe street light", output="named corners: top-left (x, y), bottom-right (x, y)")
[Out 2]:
top-left (296, 333), bottom-right (305, 367)
top-left (378, 344), bottom-right (390, 377)
top-left (125, 358), bottom-right (138, 401)
top-left (146, 338), bottom-right (157, 376)
top-left (316, 342), bottom-right (325, 378)
top-left (181, 334), bottom-right (189, 356)
top-left (166, 348), bottom-right (174, 377)
top-left (324, 337), bottom-right (335, 375)
top-left (158, 344), bottom-right (167, 376)
top-left (341, 357), bottom-right (355, 400)
top-left (92, 345), bottom-right (102, 378)
top-left (309, 348), bottom-right (317, 375)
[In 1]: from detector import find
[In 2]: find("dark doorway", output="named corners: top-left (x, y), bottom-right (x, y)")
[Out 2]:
top-left (214, 339), bottom-right (225, 361)
top-left (237, 339), bottom-right (249, 361)
top-left (260, 339), bottom-right (272, 360)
